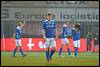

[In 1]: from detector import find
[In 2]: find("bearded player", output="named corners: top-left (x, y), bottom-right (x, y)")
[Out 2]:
top-left (42, 13), bottom-right (58, 63)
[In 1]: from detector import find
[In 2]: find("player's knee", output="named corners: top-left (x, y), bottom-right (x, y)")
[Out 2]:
top-left (45, 47), bottom-right (49, 51)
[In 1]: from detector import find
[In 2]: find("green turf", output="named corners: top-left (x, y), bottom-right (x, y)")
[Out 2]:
top-left (1, 52), bottom-right (99, 66)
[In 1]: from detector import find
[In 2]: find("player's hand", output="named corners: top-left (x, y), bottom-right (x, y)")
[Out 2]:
top-left (22, 20), bottom-right (26, 27)
top-left (43, 36), bottom-right (46, 41)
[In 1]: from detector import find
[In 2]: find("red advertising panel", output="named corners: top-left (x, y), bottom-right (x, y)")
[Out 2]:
top-left (1, 38), bottom-right (94, 52)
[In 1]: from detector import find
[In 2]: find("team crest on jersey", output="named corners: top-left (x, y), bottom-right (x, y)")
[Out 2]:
top-left (52, 23), bottom-right (54, 24)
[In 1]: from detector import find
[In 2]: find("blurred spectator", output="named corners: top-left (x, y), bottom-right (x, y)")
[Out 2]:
top-left (93, 32), bottom-right (99, 52)
top-left (86, 32), bottom-right (92, 52)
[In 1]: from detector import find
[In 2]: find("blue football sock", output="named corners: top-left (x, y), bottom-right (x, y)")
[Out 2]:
top-left (50, 49), bottom-right (55, 60)
top-left (46, 51), bottom-right (49, 62)
top-left (75, 47), bottom-right (77, 56)
top-left (75, 47), bottom-right (78, 56)
top-left (20, 48), bottom-right (24, 55)
top-left (76, 48), bottom-right (78, 56)
top-left (68, 48), bottom-right (71, 56)
top-left (13, 48), bottom-right (17, 56)
top-left (59, 48), bottom-right (62, 56)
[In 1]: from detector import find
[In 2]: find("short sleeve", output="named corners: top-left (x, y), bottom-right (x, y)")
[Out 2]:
top-left (42, 21), bottom-right (45, 29)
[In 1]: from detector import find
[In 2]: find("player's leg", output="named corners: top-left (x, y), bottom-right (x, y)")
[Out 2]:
top-left (87, 45), bottom-right (89, 52)
top-left (93, 42), bottom-right (95, 52)
top-left (12, 39), bottom-right (19, 57)
top-left (74, 47), bottom-right (78, 58)
top-left (75, 40), bottom-right (80, 58)
top-left (12, 46), bottom-right (18, 57)
top-left (90, 43), bottom-right (91, 52)
top-left (18, 39), bottom-right (26, 57)
top-left (50, 47), bottom-right (56, 61)
top-left (59, 38), bottom-right (67, 56)
top-left (86, 42), bottom-right (89, 52)
top-left (66, 44), bottom-right (71, 56)
top-left (59, 39), bottom-right (64, 56)
top-left (74, 41), bottom-right (78, 58)
top-left (19, 46), bottom-right (26, 57)
top-left (45, 47), bottom-right (50, 62)
top-left (88, 44), bottom-right (90, 52)
top-left (93, 45), bottom-right (95, 53)
top-left (66, 38), bottom-right (71, 56)
top-left (59, 45), bottom-right (64, 57)
top-left (49, 38), bottom-right (56, 60)
top-left (45, 38), bottom-right (50, 62)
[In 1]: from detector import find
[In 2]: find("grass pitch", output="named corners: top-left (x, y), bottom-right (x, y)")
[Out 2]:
top-left (1, 52), bottom-right (99, 66)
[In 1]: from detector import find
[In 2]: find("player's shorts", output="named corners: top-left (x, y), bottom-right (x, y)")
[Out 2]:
top-left (73, 40), bottom-right (80, 48)
top-left (15, 39), bottom-right (22, 46)
top-left (62, 38), bottom-right (69, 45)
top-left (45, 38), bottom-right (56, 48)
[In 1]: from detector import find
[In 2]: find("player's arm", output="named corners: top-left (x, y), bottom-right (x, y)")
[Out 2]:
top-left (41, 21), bottom-right (46, 40)
top-left (55, 29), bottom-right (58, 39)
top-left (23, 20), bottom-right (26, 25)
top-left (42, 29), bottom-right (46, 39)
top-left (71, 24), bottom-right (76, 37)
top-left (76, 20), bottom-right (80, 31)
top-left (20, 20), bottom-right (26, 28)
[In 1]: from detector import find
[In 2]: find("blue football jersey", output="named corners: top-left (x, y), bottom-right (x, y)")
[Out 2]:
top-left (67, 27), bottom-right (72, 37)
top-left (15, 26), bottom-right (23, 39)
top-left (42, 19), bottom-right (56, 38)
top-left (72, 28), bottom-right (80, 41)
top-left (61, 26), bottom-right (68, 38)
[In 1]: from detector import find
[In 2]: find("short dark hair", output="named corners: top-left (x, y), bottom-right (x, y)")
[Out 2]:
top-left (75, 23), bottom-right (80, 31)
top-left (47, 13), bottom-right (52, 16)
